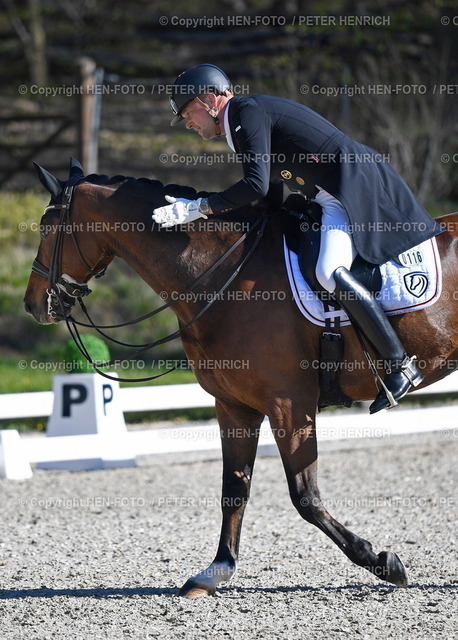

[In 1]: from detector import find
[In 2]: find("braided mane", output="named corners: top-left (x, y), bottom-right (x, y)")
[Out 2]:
top-left (84, 173), bottom-right (260, 220)
top-left (85, 173), bottom-right (210, 200)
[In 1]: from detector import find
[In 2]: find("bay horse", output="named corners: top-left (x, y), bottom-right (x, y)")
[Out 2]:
top-left (24, 159), bottom-right (458, 598)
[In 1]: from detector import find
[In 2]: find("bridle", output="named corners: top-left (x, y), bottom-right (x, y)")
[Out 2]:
top-left (32, 177), bottom-right (108, 320)
top-left (32, 178), bottom-right (268, 382)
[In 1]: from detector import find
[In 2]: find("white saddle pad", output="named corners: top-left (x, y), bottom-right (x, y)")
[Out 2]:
top-left (284, 237), bottom-right (442, 327)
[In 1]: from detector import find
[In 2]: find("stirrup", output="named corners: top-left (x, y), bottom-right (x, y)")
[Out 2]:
top-left (370, 355), bottom-right (423, 414)
top-left (377, 377), bottom-right (398, 409)
top-left (388, 355), bottom-right (423, 386)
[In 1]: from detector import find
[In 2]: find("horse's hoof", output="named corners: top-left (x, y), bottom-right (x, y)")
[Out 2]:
top-left (178, 579), bottom-right (216, 598)
top-left (375, 551), bottom-right (408, 587)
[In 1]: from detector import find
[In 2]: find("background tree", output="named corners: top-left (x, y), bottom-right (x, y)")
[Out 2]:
top-left (3, 0), bottom-right (48, 86)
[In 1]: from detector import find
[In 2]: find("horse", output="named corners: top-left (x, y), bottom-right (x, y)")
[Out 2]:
top-left (24, 159), bottom-right (458, 598)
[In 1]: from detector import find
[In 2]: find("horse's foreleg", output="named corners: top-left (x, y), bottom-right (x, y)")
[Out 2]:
top-left (272, 406), bottom-right (408, 587)
top-left (178, 400), bottom-right (263, 598)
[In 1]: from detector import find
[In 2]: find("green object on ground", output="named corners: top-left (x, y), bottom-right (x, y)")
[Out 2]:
top-left (63, 335), bottom-right (111, 373)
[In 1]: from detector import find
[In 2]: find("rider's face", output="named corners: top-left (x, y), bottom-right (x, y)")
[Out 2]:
top-left (182, 97), bottom-right (217, 140)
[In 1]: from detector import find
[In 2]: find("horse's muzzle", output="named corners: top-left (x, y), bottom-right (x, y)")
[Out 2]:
top-left (23, 290), bottom-right (74, 325)
top-left (23, 299), bottom-right (53, 325)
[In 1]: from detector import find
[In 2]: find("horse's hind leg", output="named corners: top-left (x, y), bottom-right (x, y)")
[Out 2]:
top-left (178, 400), bottom-right (264, 598)
top-left (271, 403), bottom-right (408, 587)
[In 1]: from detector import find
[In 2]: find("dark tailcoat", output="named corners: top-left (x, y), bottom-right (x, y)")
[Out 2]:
top-left (207, 95), bottom-right (442, 264)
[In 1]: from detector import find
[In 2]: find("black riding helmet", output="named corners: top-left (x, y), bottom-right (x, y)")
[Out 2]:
top-left (169, 64), bottom-right (232, 126)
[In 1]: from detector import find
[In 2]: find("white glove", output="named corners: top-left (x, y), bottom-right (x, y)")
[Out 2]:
top-left (152, 196), bottom-right (208, 228)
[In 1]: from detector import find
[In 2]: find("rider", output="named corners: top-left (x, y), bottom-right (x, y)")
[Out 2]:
top-left (152, 63), bottom-right (443, 414)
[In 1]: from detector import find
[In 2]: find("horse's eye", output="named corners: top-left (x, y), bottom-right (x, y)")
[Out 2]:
top-left (39, 220), bottom-right (52, 238)
top-left (39, 213), bottom-right (58, 238)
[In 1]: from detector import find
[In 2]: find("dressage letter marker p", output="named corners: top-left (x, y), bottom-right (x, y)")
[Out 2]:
top-left (39, 373), bottom-right (136, 471)
top-left (62, 383), bottom-right (88, 417)
top-left (102, 384), bottom-right (113, 415)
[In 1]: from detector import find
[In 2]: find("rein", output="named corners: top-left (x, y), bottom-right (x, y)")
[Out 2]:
top-left (35, 180), bottom-right (268, 382)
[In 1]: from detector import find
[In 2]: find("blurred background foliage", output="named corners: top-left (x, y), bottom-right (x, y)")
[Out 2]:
top-left (0, 0), bottom-right (457, 398)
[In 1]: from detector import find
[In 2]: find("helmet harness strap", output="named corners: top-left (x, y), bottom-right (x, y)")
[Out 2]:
top-left (194, 96), bottom-right (222, 137)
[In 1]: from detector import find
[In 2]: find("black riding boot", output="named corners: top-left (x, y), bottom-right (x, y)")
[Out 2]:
top-left (333, 266), bottom-right (423, 414)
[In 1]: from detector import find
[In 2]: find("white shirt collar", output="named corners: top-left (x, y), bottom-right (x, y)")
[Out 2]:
top-left (223, 101), bottom-right (236, 152)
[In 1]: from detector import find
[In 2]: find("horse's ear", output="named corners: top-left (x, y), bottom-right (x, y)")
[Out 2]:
top-left (69, 157), bottom-right (85, 178)
top-left (33, 162), bottom-right (64, 199)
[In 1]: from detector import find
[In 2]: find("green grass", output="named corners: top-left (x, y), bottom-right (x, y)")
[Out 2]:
top-left (0, 355), bottom-right (198, 393)
top-left (428, 201), bottom-right (458, 218)
top-left (0, 191), bottom-right (49, 312)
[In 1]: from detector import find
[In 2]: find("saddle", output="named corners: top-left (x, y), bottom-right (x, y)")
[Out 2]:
top-left (282, 193), bottom-right (382, 297)
top-left (282, 191), bottom-right (381, 411)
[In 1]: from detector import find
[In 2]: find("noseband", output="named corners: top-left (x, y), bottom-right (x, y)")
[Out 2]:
top-left (32, 179), bottom-right (107, 319)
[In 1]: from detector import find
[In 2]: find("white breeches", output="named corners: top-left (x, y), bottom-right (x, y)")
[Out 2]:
top-left (314, 188), bottom-right (357, 293)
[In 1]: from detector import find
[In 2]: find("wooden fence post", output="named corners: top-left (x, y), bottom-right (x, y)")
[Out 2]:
top-left (77, 57), bottom-right (103, 174)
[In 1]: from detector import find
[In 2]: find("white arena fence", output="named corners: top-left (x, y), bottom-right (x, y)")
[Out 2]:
top-left (0, 375), bottom-right (456, 479)
top-left (1, 376), bottom-right (457, 422)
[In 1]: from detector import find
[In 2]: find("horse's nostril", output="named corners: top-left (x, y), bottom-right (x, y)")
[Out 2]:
top-left (24, 300), bottom-right (32, 315)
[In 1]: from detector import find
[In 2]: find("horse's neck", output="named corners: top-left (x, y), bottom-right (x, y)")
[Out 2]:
top-left (87, 183), bottom-right (270, 322)
top-left (111, 224), bottom-right (247, 321)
